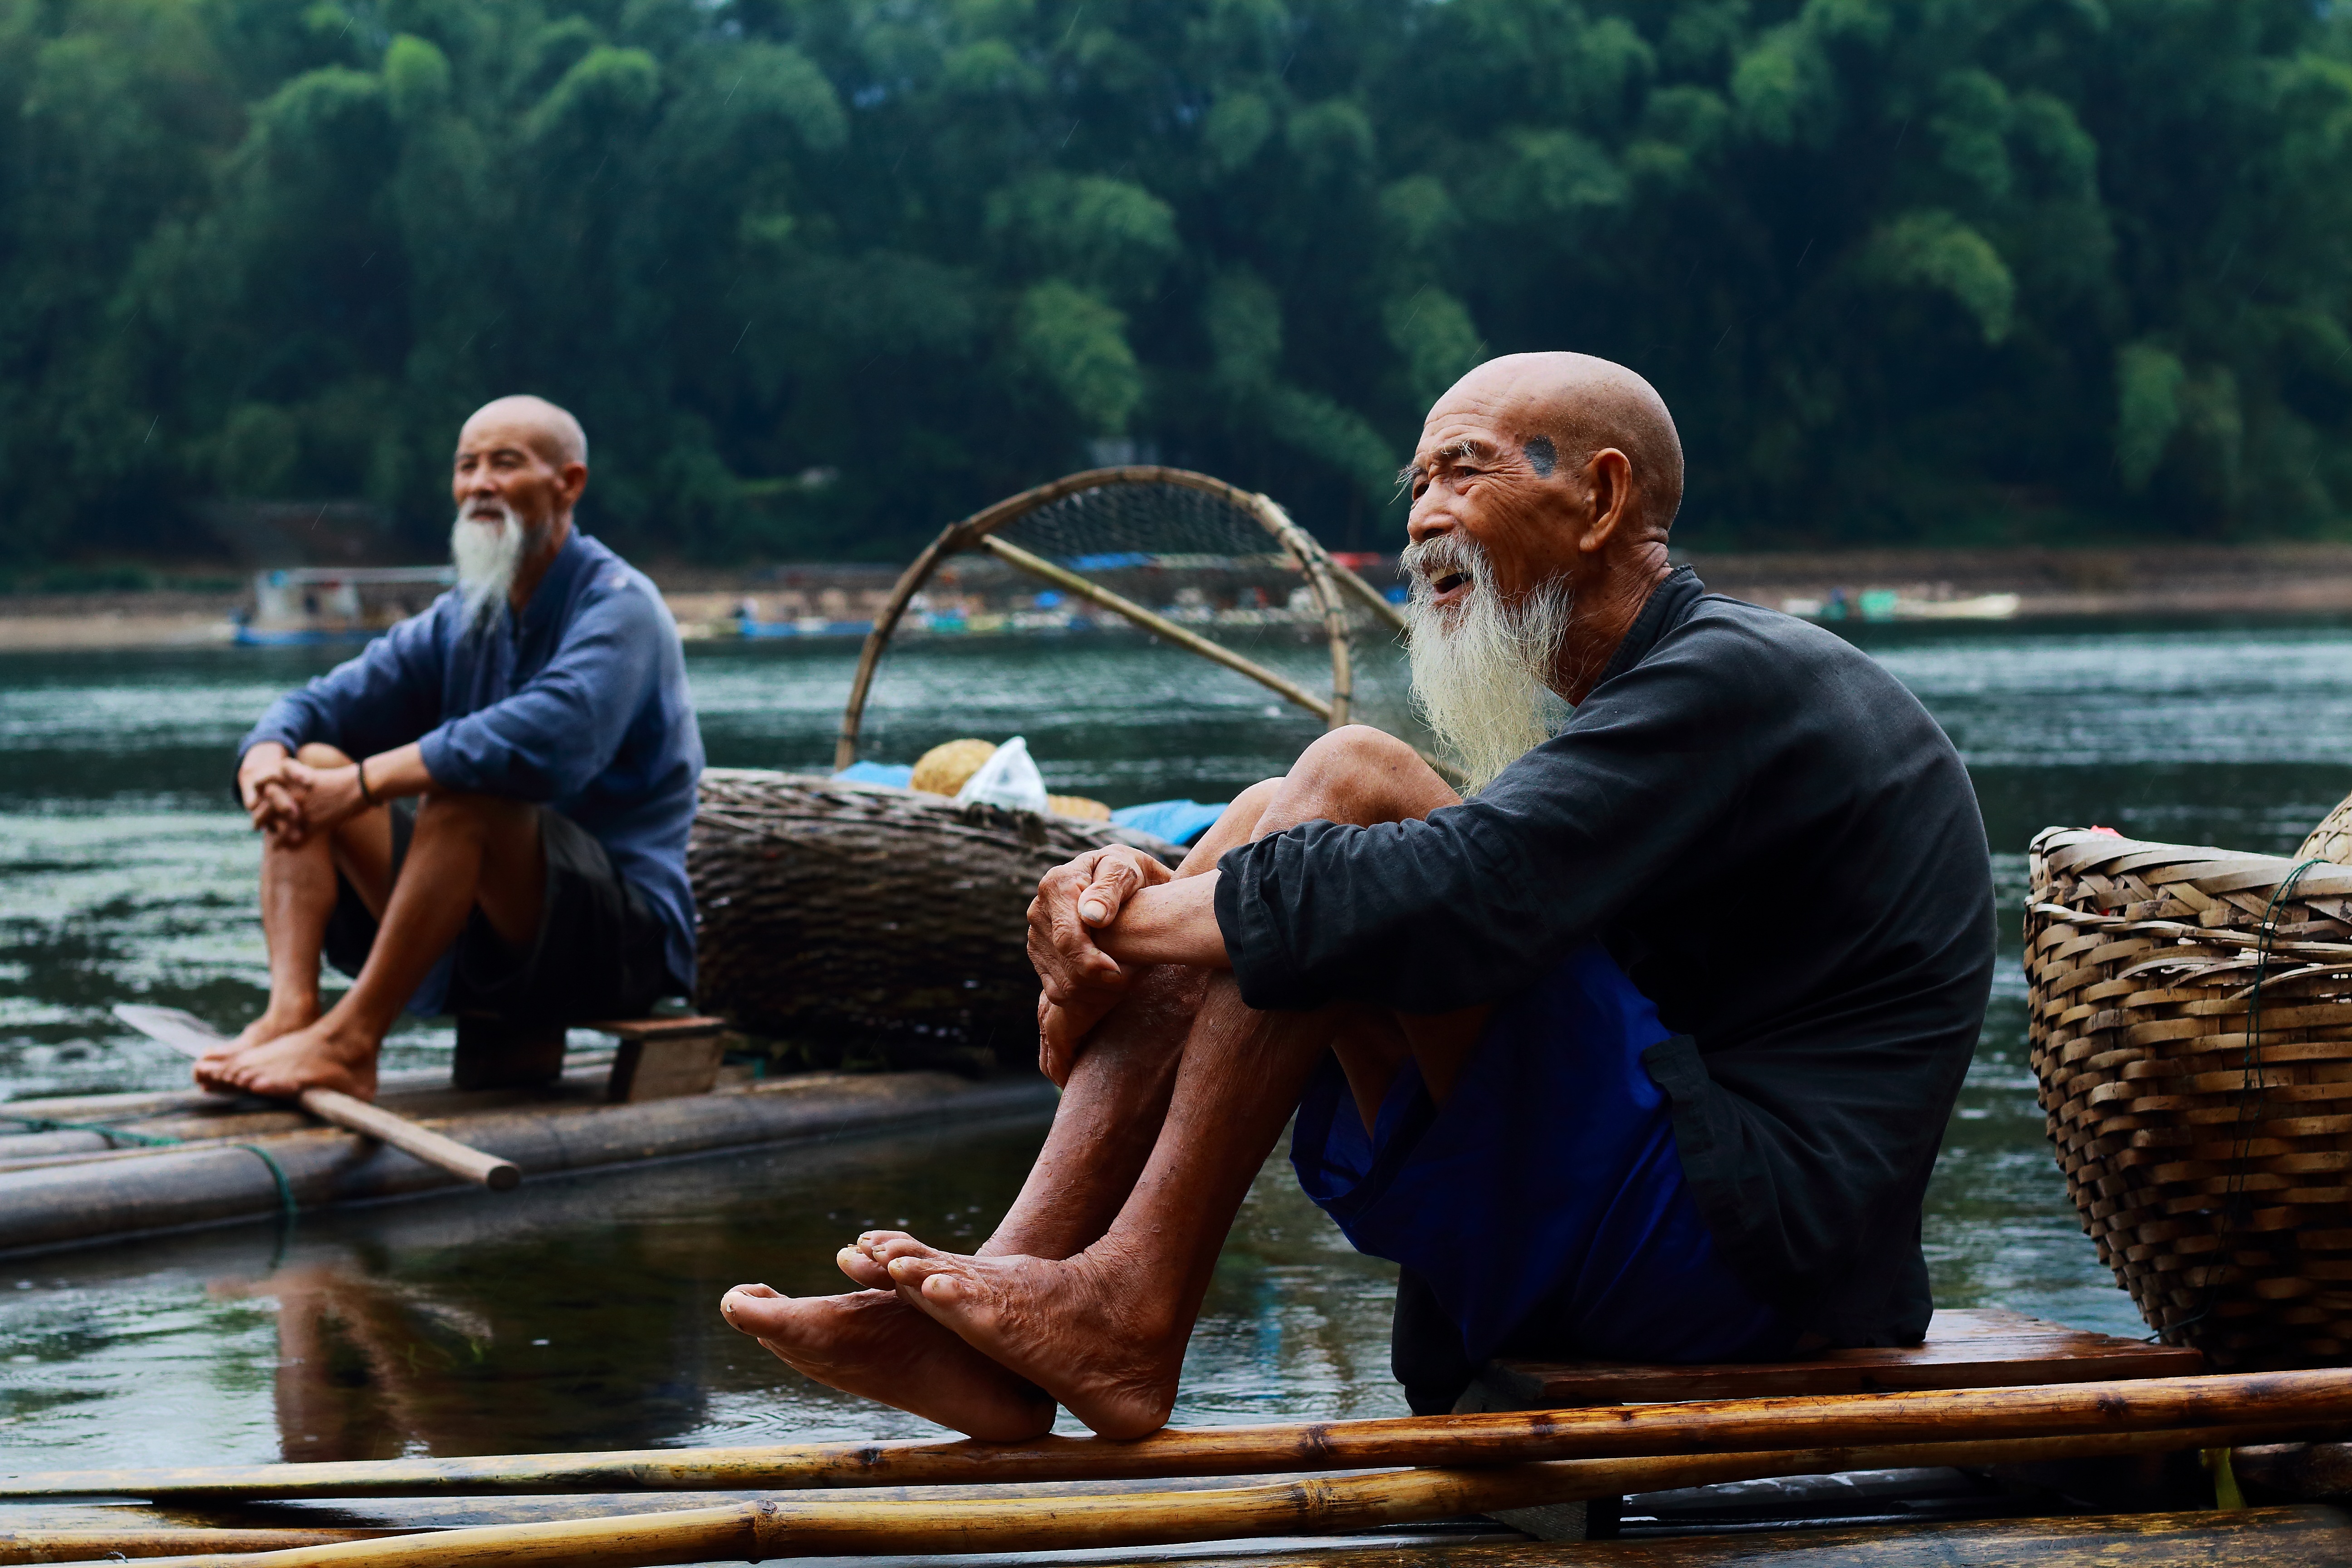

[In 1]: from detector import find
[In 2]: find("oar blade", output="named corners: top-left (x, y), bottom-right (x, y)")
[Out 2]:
top-left (113, 1004), bottom-right (229, 1060)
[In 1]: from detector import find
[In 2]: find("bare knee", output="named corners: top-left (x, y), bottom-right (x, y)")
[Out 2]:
top-left (1267, 726), bottom-right (1453, 831)
top-left (1176, 779), bottom-right (1285, 873)
top-left (295, 742), bottom-right (352, 768)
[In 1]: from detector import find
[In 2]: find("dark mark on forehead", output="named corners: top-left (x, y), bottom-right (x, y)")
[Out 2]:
top-left (1524, 436), bottom-right (1556, 477)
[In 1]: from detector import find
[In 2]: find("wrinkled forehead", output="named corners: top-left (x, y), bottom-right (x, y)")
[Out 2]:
top-left (1411, 418), bottom-right (1509, 469)
top-left (456, 415), bottom-right (560, 464)
top-left (1414, 372), bottom-right (1539, 463)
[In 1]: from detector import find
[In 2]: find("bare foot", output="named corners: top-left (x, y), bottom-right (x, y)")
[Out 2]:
top-left (718, 1284), bottom-right (1055, 1441)
top-left (195, 1000), bottom-right (322, 1088)
top-left (195, 1015), bottom-right (378, 1099)
top-left (869, 1234), bottom-right (1184, 1439)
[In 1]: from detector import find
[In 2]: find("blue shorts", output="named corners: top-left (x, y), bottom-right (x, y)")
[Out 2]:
top-left (1290, 941), bottom-right (1792, 1370)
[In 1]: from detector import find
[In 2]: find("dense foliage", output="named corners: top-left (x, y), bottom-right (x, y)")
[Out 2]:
top-left (3, 0), bottom-right (2350, 566)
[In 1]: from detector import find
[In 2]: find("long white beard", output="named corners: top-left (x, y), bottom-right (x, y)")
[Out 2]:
top-left (451, 504), bottom-right (533, 630)
top-left (1401, 534), bottom-right (1573, 793)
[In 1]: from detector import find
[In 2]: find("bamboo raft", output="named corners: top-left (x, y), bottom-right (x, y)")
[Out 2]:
top-left (0, 1048), bottom-right (1054, 1257)
top-left (4, 1352), bottom-right (2351, 1564)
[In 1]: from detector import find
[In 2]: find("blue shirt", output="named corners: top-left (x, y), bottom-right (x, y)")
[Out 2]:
top-left (238, 530), bottom-right (704, 1010)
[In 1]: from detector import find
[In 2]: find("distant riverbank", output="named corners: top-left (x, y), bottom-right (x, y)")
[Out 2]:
top-left (11, 543), bottom-right (2352, 651)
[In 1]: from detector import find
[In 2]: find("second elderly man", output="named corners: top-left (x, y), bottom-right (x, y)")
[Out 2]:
top-left (203, 395), bottom-right (703, 1101)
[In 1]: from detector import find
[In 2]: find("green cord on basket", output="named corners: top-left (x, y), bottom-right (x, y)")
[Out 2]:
top-left (2170, 855), bottom-right (2323, 1341)
top-left (0, 1112), bottom-right (299, 1227)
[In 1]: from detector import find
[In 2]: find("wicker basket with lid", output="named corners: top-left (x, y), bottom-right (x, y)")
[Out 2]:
top-left (2027, 822), bottom-right (2352, 1367)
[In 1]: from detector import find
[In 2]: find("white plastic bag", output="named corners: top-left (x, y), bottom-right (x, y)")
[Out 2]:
top-left (953, 735), bottom-right (1051, 814)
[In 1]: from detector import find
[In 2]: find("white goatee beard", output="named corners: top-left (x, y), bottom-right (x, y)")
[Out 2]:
top-left (450, 503), bottom-right (534, 630)
top-left (1401, 533), bottom-right (1573, 793)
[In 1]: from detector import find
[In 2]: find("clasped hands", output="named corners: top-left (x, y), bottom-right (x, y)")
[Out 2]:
top-left (237, 743), bottom-right (369, 848)
top-left (1026, 845), bottom-right (1172, 1086)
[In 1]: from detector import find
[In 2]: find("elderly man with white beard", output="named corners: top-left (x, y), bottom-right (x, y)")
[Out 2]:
top-left (718, 352), bottom-right (1993, 1441)
top-left (202, 395), bottom-right (702, 1100)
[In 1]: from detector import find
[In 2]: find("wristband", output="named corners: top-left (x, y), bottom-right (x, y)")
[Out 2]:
top-left (357, 757), bottom-right (377, 808)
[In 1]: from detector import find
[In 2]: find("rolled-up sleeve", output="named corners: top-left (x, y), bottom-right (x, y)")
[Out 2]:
top-left (417, 587), bottom-right (662, 801)
top-left (236, 611), bottom-right (449, 771)
top-left (1214, 622), bottom-right (1783, 1014)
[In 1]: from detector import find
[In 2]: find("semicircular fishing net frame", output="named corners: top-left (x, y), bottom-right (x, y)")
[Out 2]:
top-left (832, 466), bottom-right (1411, 771)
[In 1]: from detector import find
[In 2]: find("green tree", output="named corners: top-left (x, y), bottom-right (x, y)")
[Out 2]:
top-left (1, 0), bottom-right (2351, 568)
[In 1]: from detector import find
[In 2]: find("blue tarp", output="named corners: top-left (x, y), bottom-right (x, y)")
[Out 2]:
top-left (832, 761), bottom-right (915, 787)
top-left (828, 765), bottom-right (1226, 847)
top-left (1111, 798), bottom-right (1227, 847)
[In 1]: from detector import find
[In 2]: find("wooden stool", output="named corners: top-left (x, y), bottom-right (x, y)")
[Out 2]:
top-left (451, 1014), bottom-right (731, 1102)
top-left (590, 1015), bottom-right (731, 1103)
top-left (1459, 1308), bottom-right (2206, 1542)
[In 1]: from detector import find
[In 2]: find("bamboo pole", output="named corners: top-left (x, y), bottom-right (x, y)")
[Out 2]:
top-left (14, 1367), bottom-right (2352, 1501)
top-left (0, 1528), bottom-right (407, 1563)
top-left (76, 1422), bottom-right (2352, 1568)
top-left (977, 536), bottom-right (1337, 722)
top-left (109, 1006), bottom-right (517, 1191)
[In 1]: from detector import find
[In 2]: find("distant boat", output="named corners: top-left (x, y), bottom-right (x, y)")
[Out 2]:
top-left (1779, 589), bottom-right (2022, 622)
top-left (233, 566), bottom-right (454, 646)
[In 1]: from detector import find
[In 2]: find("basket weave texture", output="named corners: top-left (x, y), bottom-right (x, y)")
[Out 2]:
top-left (691, 769), bottom-right (1183, 1065)
top-left (2028, 825), bottom-right (2352, 1368)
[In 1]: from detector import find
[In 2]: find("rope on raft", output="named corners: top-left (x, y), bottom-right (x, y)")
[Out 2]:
top-left (0, 1111), bottom-right (300, 1225)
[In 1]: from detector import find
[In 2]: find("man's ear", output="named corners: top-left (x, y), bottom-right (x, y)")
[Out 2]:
top-left (558, 461), bottom-right (589, 507)
top-left (1577, 448), bottom-right (1634, 554)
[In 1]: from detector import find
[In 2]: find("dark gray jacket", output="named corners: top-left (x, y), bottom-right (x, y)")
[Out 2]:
top-left (1215, 566), bottom-right (1994, 1344)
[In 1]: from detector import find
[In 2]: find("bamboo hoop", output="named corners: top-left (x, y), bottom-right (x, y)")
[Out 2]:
top-left (830, 466), bottom-right (1399, 772)
top-left (78, 1423), bottom-right (2352, 1568)
top-left (17, 1366), bottom-right (2352, 1500)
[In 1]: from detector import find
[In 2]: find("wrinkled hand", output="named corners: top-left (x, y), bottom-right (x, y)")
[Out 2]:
top-left (239, 744), bottom-right (303, 843)
top-left (241, 754), bottom-right (367, 848)
top-left (1027, 846), bottom-right (1174, 1085)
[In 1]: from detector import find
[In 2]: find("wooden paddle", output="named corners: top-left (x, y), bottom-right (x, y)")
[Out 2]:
top-left (57, 1422), bottom-right (2352, 1568)
top-left (112, 1005), bottom-right (520, 1191)
top-left (11, 1364), bottom-right (2351, 1500)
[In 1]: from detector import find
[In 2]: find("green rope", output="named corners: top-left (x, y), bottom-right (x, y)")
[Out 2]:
top-left (0, 1112), bottom-right (300, 1227)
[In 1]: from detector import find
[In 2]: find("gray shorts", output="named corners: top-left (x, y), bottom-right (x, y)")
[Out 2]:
top-left (323, 800), bottom-right (671, 1024)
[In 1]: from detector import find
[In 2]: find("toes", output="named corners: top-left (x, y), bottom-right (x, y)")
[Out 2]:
top-left (916, 1271), bottom-right (971, 1305)
top-left (720, 1285), bottom-right (788, 1335)
top-left (837, 1247), bottom-right (891, 1288)
top-left (887, 1254), bottom-right (972, 1303)
top-left (866, 1234), bottom-right (943, 1266)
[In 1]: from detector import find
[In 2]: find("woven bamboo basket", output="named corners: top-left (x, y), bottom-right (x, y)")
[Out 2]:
top-left (691, 769), bottom-right (1183, 1065)
top-left (2027, 823), bottom-right (2352, 1367)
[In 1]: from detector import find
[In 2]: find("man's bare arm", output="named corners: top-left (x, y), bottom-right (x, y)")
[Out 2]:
top-left (1092, 874), bottom-right (1228, 968)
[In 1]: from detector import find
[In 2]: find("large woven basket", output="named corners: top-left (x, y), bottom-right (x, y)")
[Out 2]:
top-left (2028, 824), bottom-right (2352, 1367)
top-left (691, 769), bottom-right (1183, 1067)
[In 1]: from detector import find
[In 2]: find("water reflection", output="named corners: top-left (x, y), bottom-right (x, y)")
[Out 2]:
top-left (0, 1115), bottom-right (1404, 1462)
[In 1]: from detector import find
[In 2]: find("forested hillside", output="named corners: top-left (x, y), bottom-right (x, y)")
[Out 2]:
top-left (4, 0), bottom-right (2350, 567)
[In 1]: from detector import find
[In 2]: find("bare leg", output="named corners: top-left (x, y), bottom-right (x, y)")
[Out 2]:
top-left (718, 785), bottom-right (1284, 1437)
top-left (870, 729), bottom-right (1486, 1436)
top-left (203, 745), bottom-right (393, 1085)
top-left (200, 790), bottom-right (545, 1100)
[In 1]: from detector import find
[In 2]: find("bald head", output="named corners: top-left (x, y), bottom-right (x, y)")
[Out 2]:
top-left (1431, 353), bottom-right (1682, 536)
top-left (460, 395), bottom-right (588, 469)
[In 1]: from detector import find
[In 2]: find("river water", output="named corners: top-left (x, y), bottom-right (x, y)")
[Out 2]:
top-left (2, 618), bottom-right (2350, 1465)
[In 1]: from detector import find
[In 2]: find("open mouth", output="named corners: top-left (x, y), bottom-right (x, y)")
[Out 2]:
top-left (1431, 571), bottom-right (1470, 598)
